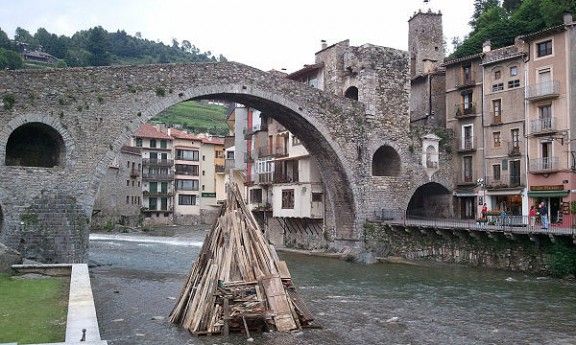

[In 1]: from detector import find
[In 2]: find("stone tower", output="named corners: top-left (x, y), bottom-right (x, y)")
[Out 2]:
top-left (408, 9), bottom-right (444, 78)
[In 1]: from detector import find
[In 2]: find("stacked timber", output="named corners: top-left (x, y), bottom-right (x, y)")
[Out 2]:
top-left (169, 183), bottom-right (314, 336)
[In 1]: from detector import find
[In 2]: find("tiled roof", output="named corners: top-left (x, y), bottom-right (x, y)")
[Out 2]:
top-left (287, 63), bottom-right (324, 80)
top-left (202, 137), bottom-right (224, 145)
top-left (169, 128), bottom-right (201, 141)
top-left (134, 123), bottom-right (172, 140)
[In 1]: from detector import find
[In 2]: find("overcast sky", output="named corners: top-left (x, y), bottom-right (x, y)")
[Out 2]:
top-left (1, 0), bottom-right (475, 72)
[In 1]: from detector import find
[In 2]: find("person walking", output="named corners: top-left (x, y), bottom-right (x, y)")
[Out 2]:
top-left (529, 205), bottom-right (537, 230)
top-left (539, 201), bottom-right (549, 230)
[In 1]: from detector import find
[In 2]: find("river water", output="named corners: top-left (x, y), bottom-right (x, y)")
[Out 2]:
top-left (89, 232), bottom-right (576, 345)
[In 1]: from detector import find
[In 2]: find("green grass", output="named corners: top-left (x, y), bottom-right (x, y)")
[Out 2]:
top-left (151, 100), bottom-right (229, 135)
top-left (0, 274), bottom-right (69, 344)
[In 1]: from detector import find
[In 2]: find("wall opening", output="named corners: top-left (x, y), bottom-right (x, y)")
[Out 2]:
top-left (344, 86), bottom-right (359, 101)
top-left (372, 145), bottom-right (401, 176)
top-left (5, 122), bottom-right (65, 168)
top-left (407, 182), bottom-right (451, 218)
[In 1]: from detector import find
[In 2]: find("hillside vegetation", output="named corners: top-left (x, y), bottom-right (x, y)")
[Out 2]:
top-left (151, 100), bottom-right (230, 136)
top-left (0, 26), bottom-right (225, 69)
top-left (452, 0), bottom-right (576, 59)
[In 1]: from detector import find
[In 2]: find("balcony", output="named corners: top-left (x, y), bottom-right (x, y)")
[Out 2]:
top-left (489, 111), bottom-right (502, 126)
top-left (130, 168), bottom-right (140, 178)
top-left (142, 158), bottom-right (173, 166)
top-left (455, 73), bottom-right (476, 89)
top-left (142, 171), bottom-right (174, 181)
top-left (143, 190), bottom-right (173, 197)
top-left (272, 144), bottom-right (288, 158)
top-left (457, 136), bottom-right (476, 152)
top-left (257, 172), bottom-right (273, 184)
top-left (142, 207), bottom-right (173, 213)
top-left (455, 103), bottom-right (477, 118)
top-left (254, 145), bottom-right (270, 158)
top-left (530, 117), bottom-right (557, 135)
top-left (215, 164), bottom-right (225, 174)
top-left (273, 173), bottom-right (299, 184)
top-left (525, 80), bottom-right (560, 101)
top-left (529, 157), bottom-right (560, 174)
top-left (486, 173), bottom-right (525, 189)
top-left (508, 141), bottom-right (522, 157)
top-left (457, 174), bottom-right (475, 186)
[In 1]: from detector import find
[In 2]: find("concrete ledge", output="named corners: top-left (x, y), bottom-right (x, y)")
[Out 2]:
top-left (9, 264), bottom-right (107, 345)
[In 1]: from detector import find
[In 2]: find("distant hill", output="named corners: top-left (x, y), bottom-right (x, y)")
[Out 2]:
top-left (0, 26), bottom-right (226, 69)
top-left (151, 100), bottom-right (230, 136)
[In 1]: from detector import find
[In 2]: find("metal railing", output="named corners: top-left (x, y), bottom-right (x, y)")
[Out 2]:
top-left (455, 73), bottom-right (476, 89)
top-left (489, 111), bottom-right (502, 125)
top-left (272, 144), bottom-right (288, 157)
top-left (455, 103), bottom-right (477, 117)
top-left (372, 209), bottom-right (576, 236)
top-left (457, 136), bottom-right (476, 152)
top-left (526, 80), bottom-right (560, 100)
top-left (143, 158), bottom-right (173, 166)
top-left (485, 173), bottom-right (525, 189)
top-left (258, 172), bottom-right (273, 184)
top-left (508, 141), bottom-right (522, 156)
top-left (130, 168), bottom-right (140, 178)
top-left (529, 157), bottom-right (560, 173)
top-left (142, 172), bottom-right (174, 180)
top-left (143, 190), bottom-right (173, 197)
top-left (530, 117), bottom-right (556, 134)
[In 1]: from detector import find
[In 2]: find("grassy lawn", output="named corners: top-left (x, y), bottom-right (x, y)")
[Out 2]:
top-left (0, 274), bottom-right (68, 344)
top-left (151, 100), bottom-right (229, 135)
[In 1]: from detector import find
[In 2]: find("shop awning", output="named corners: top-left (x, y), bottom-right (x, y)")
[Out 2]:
top-left (527, 190), bottom-right (569, 198)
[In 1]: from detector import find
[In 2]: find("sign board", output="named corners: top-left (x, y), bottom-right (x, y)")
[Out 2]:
top-left (202, 192), bottom-right (216, 198)
top-left (530, 185), bottom-right (564, 191)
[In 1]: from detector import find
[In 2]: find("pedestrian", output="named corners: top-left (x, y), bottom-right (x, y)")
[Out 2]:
top-left (539, 201), bottom-right (549, 230)
top-left (528, 205), bottom-right (537, 230)
top-left (499, 209), bottom-right (507, 229)
top-left (481, 203), bottom-right (488, 220)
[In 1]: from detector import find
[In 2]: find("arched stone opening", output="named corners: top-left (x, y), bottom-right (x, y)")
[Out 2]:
top-left (372, 145), bottom-right (401, 176)
top-left (5, 122), bottom-right (65, 168)
top-left (407, 182), bottom-right (451, 218)
top-left (344, 86), bottom-right (359, 101)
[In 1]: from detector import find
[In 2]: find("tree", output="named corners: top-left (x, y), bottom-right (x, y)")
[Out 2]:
top-left (34, 28), bottom-right (67, 58)
top-left (181, 40), bottom-right (192, 52)
top-left (470, 0), bottom-right (501, 28)
top-left (0, 48), bottom-right (23, 69)
top-left (0, 28), bottom-right (11, 50)
top-left (503, 0), bottom-right (522, 12)
top-left (14, 27), bottom-right (37, 46)
top-left (86, 26), bottom-right (110, 66)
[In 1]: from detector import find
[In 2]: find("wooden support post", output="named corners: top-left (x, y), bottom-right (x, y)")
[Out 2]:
top-left (242, 316), bottom-right (251, 339)
top-left (223, 298), bottom-right (230, 336)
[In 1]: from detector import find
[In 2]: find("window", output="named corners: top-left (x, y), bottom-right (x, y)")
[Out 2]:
top-left (175, 164), bottom-right (199, 176)
top-left (202, 170), bottom-right (205, 176)
top-left (132, 180), bottom-right (135, 187)
top-left (292, 135), bottom-right (301, 146)
top-left (149, 182), bottom-right (158, 193)
top-left (511, 129), bottom-right (520, 147)
top-left (492, 83), bottom-right (504, 92)
top-left (250, 189), bottom-right (263, 203)
top-left (149, 197), bottom-right (158, 210)
top-left (216, 150), bottom-right (224, 158)
top-left (135, 138), bottom-right (143, 147)
top-left (160, 197), bottom-right (168, 210)
top-left (150, 139), bottom-right (157, 148)
top-left (312, 193), bottom-right (323, 202)
top-left (281, 189), bottom-right (294, 209)
top-left (462, 92), bottom-right (473, 110)
top-left (138, 181), bottom-right (141, 187)
top-left (178, 194), bottom-right (197, 205)
top-left (126, 179), bottom-right (130, 186)
top-left (493, 164), bottom-right (501, 181)
top-left (493, 132), bottom-right (501, 147)
top-left (463, 65), bottom-right (472, 82)
top-left (149, 152), bottom-right (158, 160)
top-left (176, 149), bottom-right (199, 161)
top-left (176, 179), bottom-right (199, 191)
top-left (510, 66), bottom-right (518, 76)
top-left (202, 155), bottom-right (205, 161)
top-left (160, 140), bottom-right (167, 149)
top-left (539, 104), bottom-right (552, 130)
top-left (202, 185), bottom-right (205, 191)
top-left (508, 79), bottom-right (520, 88)
top-left (344, 86), bottom-right (359, 101)
top-left (463, 156), bottom-right (473, 182)
top-left (492, 99), bottom-right (501, 117)
top-left (227, 151), bottom-right (235, 159)
top-left (127, 161), bottom-right (130, 168)
top-left (494, 70), bottom-right (501, 80)
top-left (537, 40), bottom-right (552, 57)
top-left (126, 196), bottom-right (130, 204)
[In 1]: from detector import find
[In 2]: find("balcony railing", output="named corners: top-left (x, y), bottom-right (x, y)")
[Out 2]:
top-left (254, 146), bottom-right (270, 157)
top-left (273, 174), bottom-right (299, 184)
top-left (142, 172), bottom-right (174, 181)
top-left (529, 157), bottom-right (560, 173)
top-left (525, 80), bottom-right (560, 100)
top-left (258, 172), bottom-right (273, 184)
top-left (143, 158), bottom-right (173, 166)
top-left (455, 73), bottom-right (476, 89)
top-left (272, 145), bottom-right (288, 158)
top-left (455, 103), bottom-right (477, 117)
top-left (508, 141), bottom-right (522, 156)
top-left (143, 190), bottom-right (173, 197)
top-left (457, 136), bottom-right (476, 152)
top-left (530, 117), bottom-right (556, 135)
top-left (130, 168), bottom-right (140, 178)
top-left (486, 173), bottom-right (525, 189)
top-left (489, 111), bottom-right (502, 125)
top-left (215, 164), bottom-right (225, 173)
top-left (457, 174), bottom-right (475, 185)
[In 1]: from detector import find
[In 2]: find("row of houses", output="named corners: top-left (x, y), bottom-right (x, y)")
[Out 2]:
top-left (412, 11), bottom-right (576, 226)
top-left (92, 123), bottom-right (225, 228)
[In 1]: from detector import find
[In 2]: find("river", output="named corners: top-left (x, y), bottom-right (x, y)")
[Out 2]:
top-left (89, 232), bottom-right (576, 345)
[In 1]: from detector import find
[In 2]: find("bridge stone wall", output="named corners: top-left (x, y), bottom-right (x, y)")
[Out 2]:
top-left (0, 60), bottom-right (454, 262)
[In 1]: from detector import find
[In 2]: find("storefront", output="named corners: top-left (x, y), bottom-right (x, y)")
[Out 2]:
top-left (527, 185), bottom-right (570, 227)
top-left (454, 189), bottom-right (478, 220)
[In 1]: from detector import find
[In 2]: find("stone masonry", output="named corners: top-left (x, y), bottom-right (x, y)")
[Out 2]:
top-left (0, 61), bottom-right (452, 262)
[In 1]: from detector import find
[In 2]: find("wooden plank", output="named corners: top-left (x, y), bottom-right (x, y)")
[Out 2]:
top-left (260, 275), bottom-right (297, 332)
top-left (277, 261), bottom-right (291, 280)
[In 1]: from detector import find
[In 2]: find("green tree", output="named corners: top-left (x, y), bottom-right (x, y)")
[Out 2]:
top-left (503, 0), bottom-right (522, 12)
top-left (0, 48), bottom-right (23, 69)
top-left (14, 27), bottom-right (37, 46)
top-left (0, 28), bottom-right (11, 50)
top-left (470, 0), bottom-right (501, 28)
top-left (86, 26), bottom-right (110, 66)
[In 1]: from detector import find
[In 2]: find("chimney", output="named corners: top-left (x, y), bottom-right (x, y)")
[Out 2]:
top-left (563, 12), bottom-right (573, 25)
top-left (321, 40), bottom-right (327, 50)
top-left (482, 40), bottom-right (492, 53)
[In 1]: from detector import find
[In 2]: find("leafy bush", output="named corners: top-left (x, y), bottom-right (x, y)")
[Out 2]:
top-left (547, 242), bottom-right (576, 277)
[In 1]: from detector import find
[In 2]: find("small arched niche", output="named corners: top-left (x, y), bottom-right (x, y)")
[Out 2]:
top-left (5, 122), bottom-right (66, 168)
top-left (372, 145), bottom-right (401, 176)
top-left (344, 86), bottom-right (359, 101)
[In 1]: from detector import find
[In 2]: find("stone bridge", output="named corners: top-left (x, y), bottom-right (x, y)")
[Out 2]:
top-left (0, 61), bottom-right (453, 262)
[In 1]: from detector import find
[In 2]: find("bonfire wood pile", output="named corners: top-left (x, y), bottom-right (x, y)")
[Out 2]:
top-left (169, 183), bottom-right (314, 335)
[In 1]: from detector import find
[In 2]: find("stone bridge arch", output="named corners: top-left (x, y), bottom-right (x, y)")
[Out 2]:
top-left (0, 62), bottom-right (371, 262)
